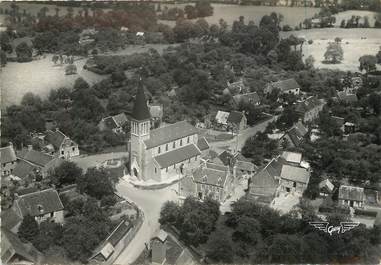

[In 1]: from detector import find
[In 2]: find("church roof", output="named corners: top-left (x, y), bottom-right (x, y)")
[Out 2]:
top-left (154, 144), bottom-right (201, 169)
top-left (144, 121), bottom-right (198, 149)
top-left (131, 84), bottom-right (151, 121)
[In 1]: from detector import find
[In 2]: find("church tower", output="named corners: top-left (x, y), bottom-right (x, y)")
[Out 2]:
top-left (129, 83), bottom-right (151, 180)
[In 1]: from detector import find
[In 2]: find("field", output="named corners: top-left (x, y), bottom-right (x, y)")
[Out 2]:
top-left (281, 28), bottom-right (381, 72)
top-left (333, 10), bottom-right (378, 27)
top-left (160, 4), bottom-right (320, 28)
top-left (0, 44), bottom-right (173, 109)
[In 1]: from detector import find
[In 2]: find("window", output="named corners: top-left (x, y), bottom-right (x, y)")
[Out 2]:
top-left (166, 144), bottom-right (168, 151)
top-left (72, 147), bottom-right (75, 152)
top-left (158, 147), bottom-right (161, 154)
top-left (173, 142), bottom-right (176, 148)
top-left (180, 139), bottom-right (183, 146)
top-left (61, 150), bottom-right (64, 155)
top-left (155, 167), bottom-right (157, 174)
top-left (187, 137), bottom-right (190, 143)
top-left (50, 212), bottom-right (54, 218)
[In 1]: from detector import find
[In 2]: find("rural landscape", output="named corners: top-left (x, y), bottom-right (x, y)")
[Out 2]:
top-left (1, 0), bottom-right (381, 265)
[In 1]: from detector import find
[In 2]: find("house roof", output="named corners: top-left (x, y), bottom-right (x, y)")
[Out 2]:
top-left (144, 121), bottom-right (198, 149)
top-left (266, 157), bottom-right (285, 178)
top-left (113, 113), bottom-right (128, 126)
top-left (17, 149), bottom-right (56, 167)
top-left (12, 160), bottom-right (38, 180)
top-left (108, 220), bottom-right (132, 247)
top-left (338, 185), bottom-right (364, 202)
top-left (45, 129), bottom-right (67, 149)
top-left (337, 91), bottom-right (358, 103)
top-left (227, 79), bottom-right (245, 94)
top-left (0, 144), bottom-right (17, 164)
top-left (235, 160), bottom-right (256, 172)
top-left (227, 111), bottom-right (244, 125)
top-left (295, 97), bottom-right (324, 114)
top-left (153, 229), bottom-right (168, 243)
top-left (15, 188), bottom-right (64, 217)
top-left (215, 111), bottom-right (230, 125)
top-left (131, 84), bottom-right (151, 121)
top-left (154, 144), bottom-right (201, 169)
top-left (1, 208), bottom-right (22, 231)
top-left (197, 137), bottom-right (209, 151)
top-left (233, 92), bottom-right (260, 106)
top-left (319, 179), bottom-right (334, 193)
top-left (193, 163), bottom-right (228, 187)
top-left (281, 151), bottom-right (302, 164)
top-left (1, 228), bottom-right (41, 264)
top-left (149, 105), bottom-right (163, 119)
top-left (270, 78), bottom-right (300, 92)
top-left (250, 168), bottom-right (278, 198)
top-left (104, 116), bottom-right (119, 130)
top-left (286, 122), bottom-right (308, 147)
top-left (280, 165), bottom-right (310, 184)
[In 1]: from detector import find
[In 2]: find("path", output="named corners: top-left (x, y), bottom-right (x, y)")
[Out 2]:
top-left (209, 115), bottom-right (277, 153)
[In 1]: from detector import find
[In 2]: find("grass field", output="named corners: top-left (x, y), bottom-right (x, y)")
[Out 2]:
top-left (281, 28), bottom-right (381, 72)
top-left (0, 44), bottom-right (173, 109)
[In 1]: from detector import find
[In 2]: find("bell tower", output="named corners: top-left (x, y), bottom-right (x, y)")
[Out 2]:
top-left (129, 82), bottom-right (151, 180)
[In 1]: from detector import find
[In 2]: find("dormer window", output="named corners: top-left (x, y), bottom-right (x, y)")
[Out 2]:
top-left (166, 144), bottom-right (168, 151)
top-left (187, 137), bottom-right (190, 143)
top-left (173, 142), bottom-right (176, 148)
top-left (158, 147), bottom-right (161, 154)
top-left (180, 139), bottom-right (183, 146)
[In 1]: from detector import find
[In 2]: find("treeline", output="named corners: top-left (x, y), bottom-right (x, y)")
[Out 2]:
top-left (158, 1), bottom-right (213, 20)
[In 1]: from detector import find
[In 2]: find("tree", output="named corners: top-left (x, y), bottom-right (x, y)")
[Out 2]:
top-left (76, 167), bottom-right (117, 199)
top-left (33, 221), bottom-right (63, 252)
top-left (52, 55), bottom-right (59, 64)
top-left (15, 42), bottom-right (33, 62)
top-left (324, 42), bottom-right (343, 64)
top-left (49, 161), bottom-right (83, 188)
top-left (18, 215), bottom-right (39, 242)
top-left (205, 228), bottom-right (234, 263)
top-left (159, 201), bottom-right (182, 226)
top-left (233, 216), bottom-right (262, 244)
top-left (305, 55), bottom-right (315, 69)
top-left (359, 55), bottom-right (377, 74)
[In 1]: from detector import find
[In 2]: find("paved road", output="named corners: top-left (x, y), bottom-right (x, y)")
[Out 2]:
top-left (209, 116), bottom-right (278, 153)
top-left (114, 179), bottom-right (179, 265)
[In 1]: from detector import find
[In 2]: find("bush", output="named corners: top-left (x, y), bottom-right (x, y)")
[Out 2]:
top-left (308, 39), bottom-right (313, 45)
top-left (282, 25), bottom-right (293, 31)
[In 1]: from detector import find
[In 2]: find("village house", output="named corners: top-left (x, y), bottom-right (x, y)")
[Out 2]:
top-left (214, 110), bottom-right (230, 130)
top-left (226, 78), bottom-right (246, 95)
top-left (129, 85), bottom-right (209, 182)
top-left (295, 96), bottom-right (325, 123)
top-left (98, 113), bottom-right (129, 134)
top-left (337, 91), bottom-right (358, 104)
top-left (1, 143), bottom-right (17, 177)
top-left (218, 151), bottom-right (256, 176)
top-left (1, 227), bottom-right (43, 265)
top-left (248, 163), bottom-right (280, 203)
top-left (281, 121), bottom-right (308, 148)
top-left (181, 161), bottom-right (234, 203)
top-left (281, 151), bottom-right (302, 166)
top-left (12, 188), bottom-right (64, 224)
top-left (338, 185), bottom-right (365, 208)
top-left (227, 111), bottom-right (247, 132)
top-left (44, 129), bottom-right (80, 159)
top-left (150, 230), bottom-right (199, 265)
top-left (279, 164), bottom-right (310, 194)
top-left (232, 92), bottom-right (261, 107)
top-left (14, 146), bottom-right (63, 179)
top-left (265, 78), bottom-right (301, 95)
top-left (344, 122), bottom-right (356, 135)
top-left (319, 179), bottom-right (335, 197)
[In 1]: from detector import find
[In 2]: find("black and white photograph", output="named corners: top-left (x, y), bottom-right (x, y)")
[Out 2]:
top-left (1, 0), bottom-right (381, 264)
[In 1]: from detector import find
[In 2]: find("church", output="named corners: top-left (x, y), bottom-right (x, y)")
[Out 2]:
top-left (129, 85), bottom-right (210, 182)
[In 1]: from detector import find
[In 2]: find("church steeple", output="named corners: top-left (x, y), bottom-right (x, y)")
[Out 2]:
top-left (131, 82), bottom-right (151, 121)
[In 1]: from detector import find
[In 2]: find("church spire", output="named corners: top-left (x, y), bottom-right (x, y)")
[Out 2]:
top-left (131, 81), bottom-right (151, 121)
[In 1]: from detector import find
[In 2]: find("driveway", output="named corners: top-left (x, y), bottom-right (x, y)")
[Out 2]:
top-left (114, 179), bottom-right (179, 265)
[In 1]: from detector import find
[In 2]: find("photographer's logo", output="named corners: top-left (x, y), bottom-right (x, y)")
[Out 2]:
top-left (309, 222), bottom-right (360, 236)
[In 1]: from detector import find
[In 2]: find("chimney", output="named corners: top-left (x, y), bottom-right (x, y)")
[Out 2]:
top-left (27, 145), bottom-right (33, 151)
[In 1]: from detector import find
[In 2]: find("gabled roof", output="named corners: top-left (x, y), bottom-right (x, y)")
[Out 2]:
top-left (218, 150), bottom-right (235, 166)
top-left (1, 208), bottom-right (22, 231)
top-left (337, 91), bottom-right (358, 103)
top-left (17, 149), bottom-right (56, 167)
top-left (149, 105), bottom-right (163, 119)
top-left (281, 151), bottom-right (302, 164)
top-left (266, 157), bottom-right (285, 178)
top-left (197, 137), bottom-right (209, 151)
top-left (153, 229), bottom-right (168, 243)
top-left (154, 144), bottom-right (201, 169)
top-left (193, 164), bottom-right (228, 187)
top-left (295, 97), bottom-right (325, 114)
top-left (12, 160), bottom-right (38, 179)
top-left (319, 179), bottom-right (334, 193)
top-left (227, 111), bottom-right (244, 125)
top-left (285, 121), bottom-right (308, 147)
top-left (144, 121), bottom-right (198, 149)
top-left (338, 185), bottom-right (364, 202)
top-left (270, 78), bottom-right (300, 92)
top-left (233, 92), bottom-right (260, 106)
top-left (102, 116), bottom-right (118, 130)
top-left (113, 113), bottom-right (128, 126)
top-left (280, 165), bottom-right (310, 184)
top-left (0, 144), bottom-right (17, 164)
top-left (131, 84), bottom-right (151, 121)
top-left (235, 160), bottom-right (256, 172)
top-left (15, 189), bottom-right (64, 217)
top-left (45, 129), bottom-right (67, 149)
top-left (215, 111), bottom-right (230, 125)
top-left (1, 228), bottom-right (41, 264)
top-left (250, 167), bottom-right (278, 199)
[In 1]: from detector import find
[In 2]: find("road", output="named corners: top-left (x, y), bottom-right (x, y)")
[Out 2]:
top-left (209, 116), bottom-right (277, 153)
top-left (114, 179), bottom-right (179, 265)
